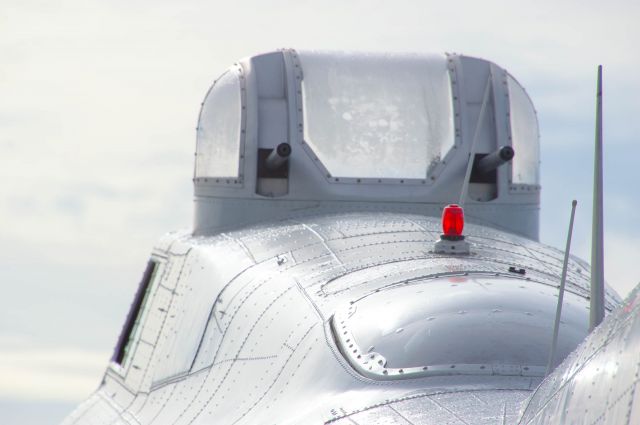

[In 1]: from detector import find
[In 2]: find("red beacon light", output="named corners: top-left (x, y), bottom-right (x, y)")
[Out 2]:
top-left (442, 204), bottom-right (464, 238)
top-left (434, 204), bottom-right (470, 254)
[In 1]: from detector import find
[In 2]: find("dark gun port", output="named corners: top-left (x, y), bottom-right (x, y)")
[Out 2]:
top-left (470, 146), bottom-right (515, 184)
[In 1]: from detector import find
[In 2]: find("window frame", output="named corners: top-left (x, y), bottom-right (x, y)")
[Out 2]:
top-left (112, 259), bottom-right (160, 369)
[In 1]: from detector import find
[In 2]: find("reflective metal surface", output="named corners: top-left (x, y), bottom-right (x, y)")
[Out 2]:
top-left (518, 285), bottom-right (640, 424)
top-left (334, 275), bottom-right (590, 380)
top-left (61, 212), bottom-right (621, 424)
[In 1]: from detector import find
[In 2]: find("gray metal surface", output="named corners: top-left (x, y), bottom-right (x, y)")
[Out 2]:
top-left (590, 65), bottom-right (605, 331)
top-left (192, 50), bottom-right (541, 240)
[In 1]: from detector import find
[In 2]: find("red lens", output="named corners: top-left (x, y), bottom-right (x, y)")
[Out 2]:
top-left (442, 204), bottom-right (464, 236)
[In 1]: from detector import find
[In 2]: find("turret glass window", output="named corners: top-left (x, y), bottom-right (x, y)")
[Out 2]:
top-left (299, 52), bottom-right (455, 180)
top-left (195, 68), bottom-right (242, 178)
top-left (508, 75), bottom-right (540, 185)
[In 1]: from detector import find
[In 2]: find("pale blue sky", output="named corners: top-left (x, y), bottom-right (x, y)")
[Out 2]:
top-left (1, 0), bottom-right (639, 423)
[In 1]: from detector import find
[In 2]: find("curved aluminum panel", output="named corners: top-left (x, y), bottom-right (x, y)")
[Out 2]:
top-left (333, 275), bottom-right (589, 380)
top-left (519, 285), bottom-right (640, 424)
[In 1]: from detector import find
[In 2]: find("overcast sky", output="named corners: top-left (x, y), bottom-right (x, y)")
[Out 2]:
top-left (1, 0), bottom-right (639, 423)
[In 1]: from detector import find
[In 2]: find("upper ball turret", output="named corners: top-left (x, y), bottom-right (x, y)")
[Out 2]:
top-left (193, 50), bottom-right (540, 239)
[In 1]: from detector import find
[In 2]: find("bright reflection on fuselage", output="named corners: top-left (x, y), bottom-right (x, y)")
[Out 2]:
top-left (341, 275), bottom-right (589, 372)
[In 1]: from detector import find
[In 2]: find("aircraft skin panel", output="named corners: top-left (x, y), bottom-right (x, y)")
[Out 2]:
top-left (101, 375), bottom-right (135, 415)
top-left (124, 392), bottom-right (148, 421)
top-left (324, 389), bottom-right (531, 424)
top-left (135, 382), bottom-right (177, 423)
top-left (61, 211), bottom-right (622, 425)
top-left (518, 284), bottom-right (640, 424)
top-left (62, 392), bottom-right (121, 425)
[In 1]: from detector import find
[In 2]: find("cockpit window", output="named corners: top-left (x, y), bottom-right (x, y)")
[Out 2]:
top-left (113, 260), bottom-right (158, 367)
top-left (507, 75), bottom-right (540, 185)
top-left (333, 275), bottom-right (588, 380)
top-left (299, 52), bottom-right (455, 180)
top-left (195, 67), bottom-right (243, 178)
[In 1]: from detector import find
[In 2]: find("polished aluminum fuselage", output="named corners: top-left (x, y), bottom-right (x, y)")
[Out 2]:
top-left (62, 211), bottom-right (617, 424)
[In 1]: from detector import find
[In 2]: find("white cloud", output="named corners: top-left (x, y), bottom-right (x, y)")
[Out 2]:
top-left (603, 233), bottom-right (640, 297)
top-left (569, 231), bottom-right (640, 299)
top-left (0, 346), bottom-right (108, 402)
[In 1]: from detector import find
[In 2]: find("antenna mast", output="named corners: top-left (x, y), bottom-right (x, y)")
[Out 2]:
top-left (547, 200), bottom-right (577, 376)
top-left (590, 65), bottom-right (605, 331)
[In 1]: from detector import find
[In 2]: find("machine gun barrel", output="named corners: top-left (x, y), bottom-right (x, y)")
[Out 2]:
top-left (477, 146), bottom-right (515, 174)
top-left (265, 143), bottom-right (291, 170)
